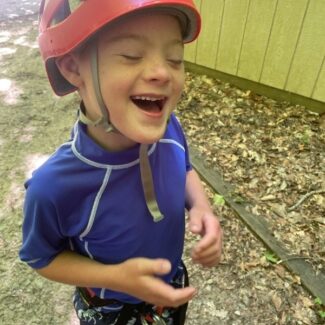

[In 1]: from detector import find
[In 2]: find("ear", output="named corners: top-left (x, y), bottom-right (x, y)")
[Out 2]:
top-left (55, 53), bottom-right (84, 88)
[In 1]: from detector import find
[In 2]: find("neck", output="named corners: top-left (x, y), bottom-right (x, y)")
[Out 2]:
top-left (87, 125), bottom-right (137, 152)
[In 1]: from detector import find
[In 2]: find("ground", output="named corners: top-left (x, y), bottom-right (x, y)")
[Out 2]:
top-left (0, 9), bottom-right (324, 325)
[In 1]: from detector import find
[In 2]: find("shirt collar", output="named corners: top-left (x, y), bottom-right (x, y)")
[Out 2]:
top-left (73, 120), bottom-right (143, 167)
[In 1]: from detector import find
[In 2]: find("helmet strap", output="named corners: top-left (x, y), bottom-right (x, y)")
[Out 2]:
top-left (139, 144), bottom-right (164, 222)
top-left (78, 42), bottom-right (116, 133)
top-left (78, 107), bottom-right (104, 127)
top-left (80, 43), bottom-right (164, 222)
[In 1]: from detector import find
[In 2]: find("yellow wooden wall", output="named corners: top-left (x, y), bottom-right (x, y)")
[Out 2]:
top-left (185, 0), bottom-right (325, 103)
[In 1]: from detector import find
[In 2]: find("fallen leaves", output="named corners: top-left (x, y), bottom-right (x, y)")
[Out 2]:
top-left (271, 291), bottom-right (283, 312)
top-left (177, 71), bottom-right (325, 275)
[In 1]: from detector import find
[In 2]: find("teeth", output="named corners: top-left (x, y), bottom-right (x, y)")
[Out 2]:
top-left (132, 96), bottom-right (164, 101)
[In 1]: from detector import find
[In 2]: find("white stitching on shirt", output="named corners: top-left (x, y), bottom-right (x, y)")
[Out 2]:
top-left (84, 241), bottom-right (93, 259)
top-left (159, 138), bottom-right (185, 151)
top-left (71, 123), bottom-right (158, 169)
top-left (79, 167), bottom-right (112, 240)
top-left (26, 257), bottom-right (42, 264)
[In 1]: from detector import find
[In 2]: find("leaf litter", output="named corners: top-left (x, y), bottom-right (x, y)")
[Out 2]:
top-left (0, 15), bottom-right (324, 325)
top-left (176, 73), bottom-right (325, 324)
top-left (177, 72), bottom-right (324, 273)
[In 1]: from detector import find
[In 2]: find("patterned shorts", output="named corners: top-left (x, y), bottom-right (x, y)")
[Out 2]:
top-left (73, 263), bottom-right (188, 325)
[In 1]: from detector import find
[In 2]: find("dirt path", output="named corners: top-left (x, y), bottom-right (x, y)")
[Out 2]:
top-left (0, 0), bottom-right (38, 22)
top-left (0, 9), bottom-right (324, 325)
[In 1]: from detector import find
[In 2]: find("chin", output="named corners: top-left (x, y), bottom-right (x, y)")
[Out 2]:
top-left (136, 129), bottom-right (166, 144)
top-left (137, 134), bottom-right (163, 145)
top-left (127, 122), bottom-right (167, 144)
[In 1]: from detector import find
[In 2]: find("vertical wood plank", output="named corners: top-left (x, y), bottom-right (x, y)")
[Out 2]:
top-left (285, 1), bottom-right (325, 98)
top-left (184, 0), bottom-right (201, 62)
top-left (195, 0), bottom-right (224, 68)
top-left (216, 0), bottom-right (250, 75)
top-left (312, 59), bottom-right (325, 102)
top-left (260, 0), bottom-right (308, 89)
top-left (237, 0), bottom-right (277, 82)
top-left (184, 0), bottom-right (324, 103)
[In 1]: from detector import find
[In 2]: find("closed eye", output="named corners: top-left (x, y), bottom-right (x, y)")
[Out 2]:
top-left (168, 59), bottom-right (184, 66)
top-left (120, 55), bottom-right (142, 61)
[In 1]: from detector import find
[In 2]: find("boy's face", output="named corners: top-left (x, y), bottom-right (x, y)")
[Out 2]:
top-left (79, 12), bottom-right (185, 147)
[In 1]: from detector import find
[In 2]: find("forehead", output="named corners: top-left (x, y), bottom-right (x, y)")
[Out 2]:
top-left (99, 12), bottom-right (183, 44)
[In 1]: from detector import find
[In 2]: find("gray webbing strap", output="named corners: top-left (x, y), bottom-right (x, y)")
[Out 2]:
top-left (83, 43), bottom-right (163, 223)
top-left (139, 144), bottom-right (164, 222)
top-left (89, 43), bottom-right (115, 133)
top-left (78, 108), bottom-right (104, 127)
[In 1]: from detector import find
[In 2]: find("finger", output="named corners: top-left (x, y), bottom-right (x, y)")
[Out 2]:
top-left (192, 246), bottom-right (221, 265)
top-left (193, 251), bottom-right (221, 267)
top-left (143, 275), bottom-right (196, 307)
top-left (192, 242), bottom-right (220, 260)
top-left (189, 218), bottom-right (203, 234)
top-left (194, 232), bottom-right (220, 253)
top-left (137, 258), bottom-right (171, 276)
top-left (153, 282), bottom-right (197, 307)
top-left (199, 257), bottom-right (221, 268)
top-left (192, 244), bottom-right (221, 264)
top-left (195, 219), bottom-right (222, 252)
top-left (166, 286), bottom-right (197, 307)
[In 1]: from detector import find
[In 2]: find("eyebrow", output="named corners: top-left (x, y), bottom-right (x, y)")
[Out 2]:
top-left (105, 33), bottom-right (184, 47)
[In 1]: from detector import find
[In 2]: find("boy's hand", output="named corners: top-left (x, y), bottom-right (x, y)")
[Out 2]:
top-left (118, 258), bottom-right (196, 307)
top-left (188, 209), bottom-right (223, 267)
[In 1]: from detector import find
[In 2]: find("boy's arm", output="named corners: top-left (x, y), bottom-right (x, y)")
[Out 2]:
top-left (36, 250), bottom-right (196, 307)
top-left (185, 169), bottom-right (223, 267)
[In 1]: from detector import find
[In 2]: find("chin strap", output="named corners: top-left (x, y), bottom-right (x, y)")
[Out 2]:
top-left (79, 43), bottom-right (164, 222)
top-left (139, 144), bottom-right (164, 222)
top-left (79, 42), bottom-right (115, 133)
top-left (78, 108), bottom-right (104, 127)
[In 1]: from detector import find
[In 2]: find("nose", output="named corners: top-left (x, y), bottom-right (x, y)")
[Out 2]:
top-left (142, 57), bottom-right (172, 84)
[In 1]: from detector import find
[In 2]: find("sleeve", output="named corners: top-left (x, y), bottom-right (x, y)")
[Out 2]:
top-left (19, 179), bottom-right (68, 269)
top-left (170, 114), bottom-right (193, 172)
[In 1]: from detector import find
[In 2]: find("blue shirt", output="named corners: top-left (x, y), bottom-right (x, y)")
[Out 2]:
top-left (19, 113), bottom-right (192, 303)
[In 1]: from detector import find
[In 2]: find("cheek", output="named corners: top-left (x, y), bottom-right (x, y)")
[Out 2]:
top-left (100, 73), bottom-right (130, 102)
top-left (174, 74), bottom-right (185, 98)
top-left (177, 69), bottom-right (185, 86)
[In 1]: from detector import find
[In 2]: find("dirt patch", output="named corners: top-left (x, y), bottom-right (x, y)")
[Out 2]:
top-left (0, 15), bottom-right (324, 325)
top-left (0, 16), bottom-right (76, 325)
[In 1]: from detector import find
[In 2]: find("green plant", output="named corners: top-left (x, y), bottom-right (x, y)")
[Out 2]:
top-left (314, 297), bottom-right (325, 319)
top-left (264, 251), bottom-right (280, 264)
top-left (213, 194), bottom-right (225, 206)
top-left (296, 128), bottom-right (312, 145)
top-left (315, 297), bottom-right (323, 305)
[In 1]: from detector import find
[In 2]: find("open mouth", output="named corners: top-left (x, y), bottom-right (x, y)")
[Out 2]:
top-left (131, 95), bottom-right (166, 114)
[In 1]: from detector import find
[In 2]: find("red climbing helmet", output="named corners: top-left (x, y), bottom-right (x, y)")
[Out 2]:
top-left (38, 0), bottom-right (201, 96)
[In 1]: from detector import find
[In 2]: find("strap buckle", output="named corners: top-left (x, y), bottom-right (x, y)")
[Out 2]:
top-left (141, 315), bottom-right (149, 325)
top-left (152, 314), bottom-right (167, 324)
top-left (140, 313), bottom-right (166, 325)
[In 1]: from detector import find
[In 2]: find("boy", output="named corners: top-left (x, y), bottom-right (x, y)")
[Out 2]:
top-left (19, 0), bottom-right (223, 324)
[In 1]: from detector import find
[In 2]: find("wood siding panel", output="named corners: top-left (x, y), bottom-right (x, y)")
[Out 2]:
top-left (237, 0), bottom-right (277, 81)
top-left (216, 0), bottom-right (250, 75)
top-left (285, 1), bottom-right (325, 98)
top-left (195, 0), bottom-right (224, 68)
top-left (312, 61), bottom-right (325, 102)
top-left (185, 0), bottom-right (325, 105)
top-left (184, 0), bottom-right (201, 62)
top-left (260, 0), bottom-right (308, 89)
top-left (184, 36), bottom-right (198, 62)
